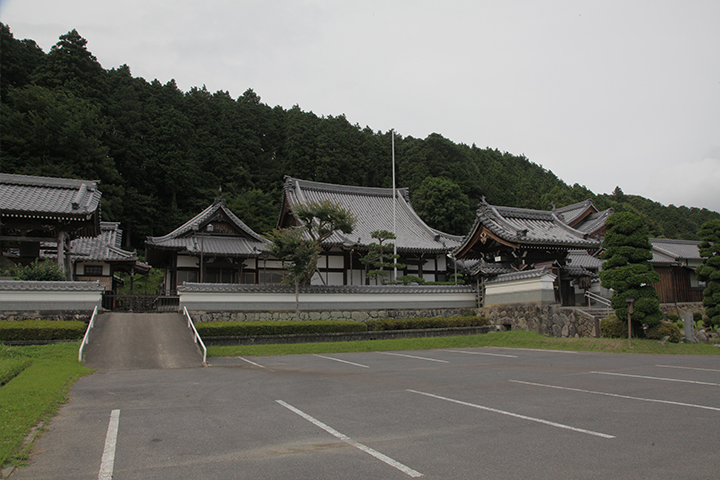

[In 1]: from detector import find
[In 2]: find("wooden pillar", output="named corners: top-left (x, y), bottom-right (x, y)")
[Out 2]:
top-left (57, 231), bottom-right (72, 280)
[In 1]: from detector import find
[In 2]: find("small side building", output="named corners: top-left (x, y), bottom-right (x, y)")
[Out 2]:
top-left (145, 195), bottom-right (268, 293)
top-left (39, 222), bottom-right (150, 291)
top-left (649, 238), bottom-right (704, 304)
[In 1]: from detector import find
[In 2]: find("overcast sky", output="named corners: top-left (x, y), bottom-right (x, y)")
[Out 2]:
top-left (2, 0), bottom-right (719, 212)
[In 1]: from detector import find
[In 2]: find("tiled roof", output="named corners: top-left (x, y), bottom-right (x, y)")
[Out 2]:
top-left (465, 260), bottom-right (514, 277)
top-left (39, 222), bottom-right (151, 272)
top-left (150, 236), bottom-right (267, 256)
top-left (567, 250), bottom-right (604, 269)
top-left (178, 282), bottom-right (474, 294)
top-left (486, 267), bottom-right (555, 284)
top-left (281, 177), bottom-right (461, 253)
top-left (0, 280), bottom-right (105, 291)
top-left (562, 264), bottom-right (596, 277)
top-left (554, 199), bottom-right (595, 225)
top-left (467, 201), bottom-right (601, 249)
top-left (572, 209), bottom-right (613, 236)
top-left (0, 173), bottom-right (101, 219)
top-left (649, 238), bottom-right (702, 264)
top-left (146, 197), bottom-right (267, 257)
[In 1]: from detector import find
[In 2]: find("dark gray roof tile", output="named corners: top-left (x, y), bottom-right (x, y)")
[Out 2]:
top-left (0, 173), bottom-right (101, 218)
top-left (0, 280), bottom-right (105, 291)
top-left (178, 282), bottom-right (474, 294)
top-left (283, 177), bottom-right (461, 253)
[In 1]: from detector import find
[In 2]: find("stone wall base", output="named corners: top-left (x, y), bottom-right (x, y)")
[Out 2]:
top-left (190, 307), bottom-right (475, 323)
top-left (480, 304), bottom-right (597, 338)
top-left (659, 303), bottom-right (704, 318)
top-left (0, 311), bottom-right (93, 322)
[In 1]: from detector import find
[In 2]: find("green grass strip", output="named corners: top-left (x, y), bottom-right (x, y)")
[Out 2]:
top-left (207, 330), bottom-right (720, 357)
top-left (0, 342), bottom-right (92, 467)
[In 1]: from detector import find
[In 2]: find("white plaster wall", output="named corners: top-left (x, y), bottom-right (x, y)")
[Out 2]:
top-left (177, 255), bottom-right (199, 268)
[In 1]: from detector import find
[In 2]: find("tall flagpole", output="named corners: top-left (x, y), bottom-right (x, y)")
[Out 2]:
top-left (392, 129), bottom-right (397, 281)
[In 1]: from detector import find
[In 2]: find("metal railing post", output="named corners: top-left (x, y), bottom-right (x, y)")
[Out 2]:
top-left (78, 306), bottom-right (99, 362)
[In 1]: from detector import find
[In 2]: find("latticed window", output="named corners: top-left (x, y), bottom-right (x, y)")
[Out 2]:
top-left (84, 265), bottom-right (103, 276)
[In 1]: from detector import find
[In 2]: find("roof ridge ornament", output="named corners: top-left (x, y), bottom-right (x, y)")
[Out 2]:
top-left (213, 186), bottom-right (225, 205)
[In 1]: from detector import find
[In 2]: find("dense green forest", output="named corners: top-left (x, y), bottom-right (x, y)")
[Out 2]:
top-left (2, 25), bottom-right (718, 250)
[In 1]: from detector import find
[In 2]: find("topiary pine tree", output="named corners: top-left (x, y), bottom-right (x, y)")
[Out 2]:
top-left (599, 212), bottom-right (663, 337)
top-left (360, 230), bottom-right (405, 284)
top-left (696, 220), bottom-right (720, 328)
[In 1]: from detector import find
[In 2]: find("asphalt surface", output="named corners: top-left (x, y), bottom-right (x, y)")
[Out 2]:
top-left (11, 345), bottom-right (720, 479)
top-left (83, 313), bottom-right (204, 371)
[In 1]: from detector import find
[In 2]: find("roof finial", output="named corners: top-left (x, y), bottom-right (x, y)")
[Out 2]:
top-left (214, 186), bottom-right (224, 205)
top-left (550, 202), bottom-right (556, 211)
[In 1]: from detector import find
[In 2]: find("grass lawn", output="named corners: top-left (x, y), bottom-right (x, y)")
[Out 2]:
top-left (207, 330), bottom-right (720, 357)
top-left (0, 341), bottom-right (92, 468)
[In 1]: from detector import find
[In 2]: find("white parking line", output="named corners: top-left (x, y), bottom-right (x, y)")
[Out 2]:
top-left (98, 409), bottom-right (120, 480)
top-left (592, 371), bottom-right (720, 387)
top-left (510, 380), bottom-right (720, 412)
top-left (407, 389), bottom-right (615, 439)
top-left (276, 400), bottom-right (422, 477)
top-left (314, 354), bottom-right (370, 368)
top-left (454, 350), bottom-right (518, 358)
top-left (239, 357), bottom-right (266, 368)
top-left (378, 352), bottom-right (449, 363)
top-left (656, 365), bottom-right (720, 373)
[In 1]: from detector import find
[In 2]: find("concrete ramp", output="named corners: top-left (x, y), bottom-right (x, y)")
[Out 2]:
top-left (83, 313), bottom-right (204, 371)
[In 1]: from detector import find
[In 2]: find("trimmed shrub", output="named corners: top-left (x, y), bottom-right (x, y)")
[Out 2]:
top-left (13, 259), bottom-right (66, 281)
top-left (599, 316), bottom-right (628, 339)
top-left (645, 322), bottom-right (682, 343)
top-left (0, 320), bottom-right (86, 342)
top-left (194, 320), bottom-right (367, 337)
top-left (366, 316), bottom-right (489, 331)
top-left (396, 275), bottom-right (425, 285)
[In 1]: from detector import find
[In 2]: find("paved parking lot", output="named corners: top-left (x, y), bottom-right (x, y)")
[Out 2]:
top-left (12, 347), bottom-right (720, 479)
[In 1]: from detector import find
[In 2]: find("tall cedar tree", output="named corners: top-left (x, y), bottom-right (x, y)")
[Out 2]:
top-left (696, 220), bottom-right (720, 327)
top-left (599, 212), bottom-right (663, 336)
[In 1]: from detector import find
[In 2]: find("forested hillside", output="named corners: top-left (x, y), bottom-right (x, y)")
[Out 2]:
top-left (2, 25), bottom-right (718, 249)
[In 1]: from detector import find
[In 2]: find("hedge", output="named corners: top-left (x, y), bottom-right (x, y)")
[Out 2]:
top-left (645, 322), bottom-right (682, 343)
top-left (365, 316), bottom-right (489, 331)
top-left (194, 316), bottom-right (490, 337)
top-left (195, 320), bottom-right (368, 337)
top-left (0, 320), bottom-right (86, 342)
top-left (599, 316), bottom-right (628, 339)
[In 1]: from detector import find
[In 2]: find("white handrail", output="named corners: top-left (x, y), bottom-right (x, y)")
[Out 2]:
top-left (78, 306), bottom-right (99, 362)
top-left (585, 290), bottom-right (612, 308)
top-left (184, 306), bottom-right (207, 365)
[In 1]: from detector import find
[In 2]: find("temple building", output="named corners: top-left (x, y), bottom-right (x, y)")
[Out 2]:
top-left (454, 199), bottom-right (608, 305)
top-left (145, 194), bottom-right (269, 293)
top-left (0, 173), bottom-right (102, 279)
top-left (278, 176), bottom-right (462, 285)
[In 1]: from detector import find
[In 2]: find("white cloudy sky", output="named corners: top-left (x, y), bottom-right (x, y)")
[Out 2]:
top-left (2, 0), bottom-right (719, 212)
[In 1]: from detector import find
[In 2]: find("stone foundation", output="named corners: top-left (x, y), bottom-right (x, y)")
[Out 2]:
top-left (190, 307), bottom-right (474, 323)
top-left (479, 304), bottom-right (597, 338)
top-left (0, 311), bottom-right (94, 322)
top-left (659, 303), bottom-right (704, 318)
